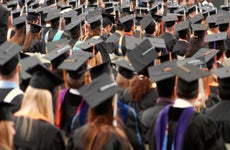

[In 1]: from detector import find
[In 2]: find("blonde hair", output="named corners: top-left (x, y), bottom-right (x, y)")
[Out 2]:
top-left (116, 73), bottom-right (131, 89)
top-left (0, 121), bottom-right (13, 150)
top-left (15, 86), bottom-right (54, 140)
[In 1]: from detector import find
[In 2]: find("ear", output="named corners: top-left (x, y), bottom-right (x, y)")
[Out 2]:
top-left (17, 63), bottom-right (21, 73)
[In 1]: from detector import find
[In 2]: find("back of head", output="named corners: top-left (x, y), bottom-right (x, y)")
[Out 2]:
top-left (157, 77), bottom-right (175, 98)
top-left (145, 20), bottom-right (156, 35)
top-left (176, 78), bottom-right (198, 99)
top-left (218, 77), bottom-right (230, 100)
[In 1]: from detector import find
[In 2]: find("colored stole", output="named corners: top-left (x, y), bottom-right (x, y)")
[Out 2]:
top-left (155, 105), bottom-right (194, 150)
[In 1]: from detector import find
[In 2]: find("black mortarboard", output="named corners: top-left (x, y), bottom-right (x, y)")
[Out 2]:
top-left (7, 1), bottom-right (18, 10)
top-left (30, 23), bottom-right (42, 33)
top-left (45, 9), bottom-right (60, 22)
top-left (46, 38), bottom-right (68, 53)
top-left (123, 35), bottom-right (143, 52)
top-left (105, 32), bottom-right (120, 44)
top-left (135, 7), bottom-right (148, 15)
top-left (13, 16), bottom-right (26, 29)
top-left (148, 59), bottom-right (176, 82)
top-left (27, 64), bottom-right (64, 92)
top-left (68, 0), bottom-right (77, 8)
top-left (77, 37), bottom-right (104, 51)
top-left (163, 14), bottom-right (177, 27)
top-left (74, 5), bottom-right (83, 15)
top-left (204, 32), bottom-right (227, 43)
top-left (149, 5), bottom-right (158, 16)
top-left (191, 23), bottom-right (207, 32)
top-left (175, 20), bottom-right (189, 33)
top-left (147, 37), bottom-right (166, 49)
top-left (202, 11), bottom-right (209, 20)
top-left (192, 48), bottom-right (219, 63)
top-left (58, 51), bottom-right (92, 79)
top-left (119, 14), bottom-right (134, 24)
top-left (113, 59), bottom-right (136, 79)
top-left (206, 15), bottom-right (218, 28)
top-left (208, 7), bottom-right (217, 16)
top-left (27, 10), bottom-right (39, 22)
top-left (152, 13), bottom-right (163, 23)
top-left (43, 45), bottom-right (71, 69)
top-left (64, 19), bottom-right (82, 31)
top-left (87, 10), bottom-right (102, 29)
top-left (168, 3), bottom-right (179, 13)
top-left (127, 39), bottom-right (158, 73)
top-left (0, 102), bottom-right (14, 121)
top-left (102, 12), bottom-right (115, 24)
top-left (220, 5), bottom-right (230, 12)
top-left (78, 73), bottom-right (120, 111)
top-left (90, 62), bottom-right (113, 80)
top-left (189, 13), bottom-right (204, 24)
top-left (57, 2), bottom-right (72, 10)
top-left (62, 11), bottom-right (78, 25)
top-left (104, 6), bottom-right (115, 14)
top-left (170, 64), bottom-right (210, 83)
top-left (215, 14), bottom-right (229, 25)
top-left (104, 2), bottom-right (114, 8)
top-left (11, 9), bottom-right (21, 19)
top-left (212, 67), bottom-right (230, 89)
top-left (174, 7), bottom-right (185, 15)
top-left (20, 55), bottom-right (41, 82)
top-left (187, 5), bottom-right (196, 14)
top-left (0, 41), bottom-right (22, 76)
top-left (139, 14), bottom-right (153, 30)
top-left (176, 57), bottom-right (206, 68)
top-left (46, 0), bottom-right (55, 6)
top-left (120, 5), bottom-right (131, 15)
top-left (30, 1), bottom-right (39, 9)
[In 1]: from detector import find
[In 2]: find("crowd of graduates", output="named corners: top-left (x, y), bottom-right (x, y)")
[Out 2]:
top-left (1, 0), bottom-right (230, 149)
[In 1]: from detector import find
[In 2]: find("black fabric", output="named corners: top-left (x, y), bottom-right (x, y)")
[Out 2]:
top-left (0, 5), bottom-right (9, 44)
top-left (28, 40), bottom-right (45, 54)
top-left (45, 28), bottom-right (70, 42)
top-left (14, 117), bottom-right (65, 150)
top-left (149, 107), bottom-right (226, 150)
top-left (173, 40), bottom-right (189, 56)
top-left (119, 88), bottom-right (158, 114)
top-left (159, 32), bottom-right (177, 52)
top-left (0, 88), bottom-right (23, 113)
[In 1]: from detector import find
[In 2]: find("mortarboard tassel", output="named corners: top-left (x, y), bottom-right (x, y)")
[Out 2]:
top-left (55, 86), bottom-right (62, 128)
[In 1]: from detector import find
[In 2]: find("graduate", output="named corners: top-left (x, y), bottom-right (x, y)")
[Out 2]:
top-left (149, 63), bottom-right (226, 150)
top-left (0, 4), bottom-right (9, 44)
top-left (10, 16), bottom-right (26, 46)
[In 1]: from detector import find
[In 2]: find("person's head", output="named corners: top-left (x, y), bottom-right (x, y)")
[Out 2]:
top-left (157, 77), bottom-right (175, 98)
top-left (185, 37), bottom-right (206, 58)
top-left (175, 21), bottom-right (190, 40)
top-left (119, 15), bottom-right (135, 33)
top-left (46, 10), bottom-right (61, 29)
top-left (145, 20), bottom-right (156, 35)
top-left (102, 14), bottom-right (114, 34)
top-left (176, 78), bottom-right (198, 99)
top-left (163, 15), bottom-right (177, 33)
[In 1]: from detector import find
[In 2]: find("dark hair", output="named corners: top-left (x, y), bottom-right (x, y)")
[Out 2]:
top-left (156, 77), bottom-right (175, 98)
top-left (123, 20), bottom-right (134, 32)
top-left (185, 37), bottom-right (207, 58)
top-left (145, 20), bottom-right (156, 35)
top-left (115, 23), bottom-right (124, 31)
top-left (176, 78), bottom-right (198, 99)
top-left (218, 78), bottom-right (230, 99)
top-left (51, 18), bottom-right (60, 29)
top-left (219, 23), bottom-right (229, 32)
top-left (208, 40), bottom-right (227, 60)
top-left (69, 25), bottom-right (80, 39)
top-left (178, 29), bottom-right (189, 39)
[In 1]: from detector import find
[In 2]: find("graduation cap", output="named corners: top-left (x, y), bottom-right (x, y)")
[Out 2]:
top-left (68, 0), bottom-right (77, 8)
top-left (0, 41), bottom-right (22, 76)
top-left (13, 16), bottom-right (26, 29)
top-left (78, 73), bottom-right (120, 114)
top-left (175, 20), bottom-right (189, 33)
top-left (176, 57), bottom-right (206, 68)
top-left (204, 32), bottom-right (227, 43)
top-left (62, 11), bottom-right (78, 25)
top-left (147, 37), bottom-right (166, 49)
top-left (64, 19), bottom-right (82, 31)
top-left (0, 102), bottom-right (14, 121)
top-left (212, 67), bottom-right (230, 89)
top-left (152, 13), bottom-right (163, 23)
top-left (102, 12), bottom-right (115, 25)
top-left (104, 2), bottom-right (114, 8)
top-left (187, 5), bottom-right (196, 14)
top-left (11, 9), bottom-right (21, 19)
top-left (206, 15), bottom-right (218, 28)
top-left (168, 3), bottom-right (179, 13)
top-left (163, 14), bottom-right (177, 27)
top-left (135, 14), bottom-right (143, 26)
top-left (170, 64), bottom-right (210, 83)
top-left (192, 48), bottom-right (219, 63)
top-left (30, 23), bottom-right (42, 33)
top-left (77, 37), bottom-right (103, 51)
top-left (30, 1), bottom-right (39, 9)
top-left (120, 5), bottom-right (131, 15)
top-left (27, 64), bottom-right (64, 92)
top-left (58, 51), bottom-right (92, 79)
top-left (139, 14), bottom-right (153, 30)
top-left (86, 9), bottom-right (102, 29)
top-left (45, 9), bottom-right (61, 22)
top-left (191, 23), bottom-right (207, 32)
top-left (74, 5), bottom-right (84, 15)
top-left (112, 59), bottom-right (136, 79)
top-left (202, 11), bottom-right (209, 20)
top-left (46, 38), bottom-right (68, 53)
top-left (135, 7), bottom-right (149, 15)
top-left (7, 1), bottom-right (18, 10)
top-left (104, 6), bottom-right (115, 14)
top-left (119, 14), bottom-right (134, 24)
top-left (215, 15), bottom-right (229, 25)
top-left (57, 2), bottom-right (72, 10)
top-left (189, 13), bottom-right (204, 24)
top-left (123, 35), bottom-right (143, 52)
top-left (27, 10), bottom-right (40, 23)
top-left (127, 38), bottom-right (158, 73)
top-left (105, 32), bottom-right (120, 44)
top-left (20, 55), bottom-right (41, 82)
top-left (149, 5), bottom-right (158, 16)
top-left (220, 5), bottom-right (230, 12)
top-left (208, 7), bottom-right (217, 16)
top-left (148, 59), bottom-right (176, 83)
top-left (43, 45), bottom-right (71, 69)
top-left (90, 62), bottom-right (113, 80)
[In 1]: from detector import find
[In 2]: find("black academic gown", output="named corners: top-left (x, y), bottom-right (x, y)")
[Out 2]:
top-left (67, 124), bottom-right (131, 150)
top-left (203, 99), bottom-right (230, 143)
top-left (119, 88), bottom-right (158, 114)
top-left (14, 117), bottom-right (65, 150)
top-left (0, 5), bottom-right (9, 44)
top-left (68, 39), bottom-right (78, 48)
top-left (45, 28), bottom-right (70, 42)
top-left (173, 40), bottom-right (189, 56)
top-left (159, 32), bottom-right (177, 52)
top-left (149, 107), bottom-right (226, 150)
top-left (28, 40), bottom-right (45, 54)
top-left (0, 88), bottom-right (23, 113)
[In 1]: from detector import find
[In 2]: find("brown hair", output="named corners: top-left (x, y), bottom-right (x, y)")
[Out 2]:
top-left (9, 26), bottom-right (26, 46)
top-left (85, 100), bottom-right (132, 150)
top-left (129, 75), bottom-right (152, 101)
top-left (116, 73), bottom-right (131, 89)
top-left (0, 121), bottom-right (14, 150)
top-left (88, 26), bottom-right (101, 37)
top-left (23, 31), bottom-right (40, 52)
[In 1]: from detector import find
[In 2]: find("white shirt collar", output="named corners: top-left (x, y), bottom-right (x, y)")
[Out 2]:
top-left (69, 88), bottom-right (81, 95)
top-left (173, 98), bottom-right (193, 108)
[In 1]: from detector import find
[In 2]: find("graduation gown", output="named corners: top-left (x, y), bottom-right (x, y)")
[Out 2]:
top-left (173, 40), bottom-right (189, 56)
top-left (67, 124), bottom-right (131, 150)
top-left (45, 28), bottom-right (69, 42)
top-left (0, 88), bottom-right (23, 113)
top-left (203, 99), bottom-right (230, 143)
top-left (14, 117), bottom-right (65, 150)
top-left (0, 5), bottom-right (9, 44)
top-left (28, 40), bottom-right (45, 54)
top-left (119, 88), bottom-right (158, 114)
top-left (159, 32), bottom-right (177, 52)
top-left (149, 106), bottom-right (226, 150)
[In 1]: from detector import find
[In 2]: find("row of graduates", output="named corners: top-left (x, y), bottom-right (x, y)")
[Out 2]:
top-left (1, 0), bottom-right (230, 150)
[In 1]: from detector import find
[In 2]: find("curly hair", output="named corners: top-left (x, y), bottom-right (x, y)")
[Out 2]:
top-left (129, 75), bottom-right (152, 102)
